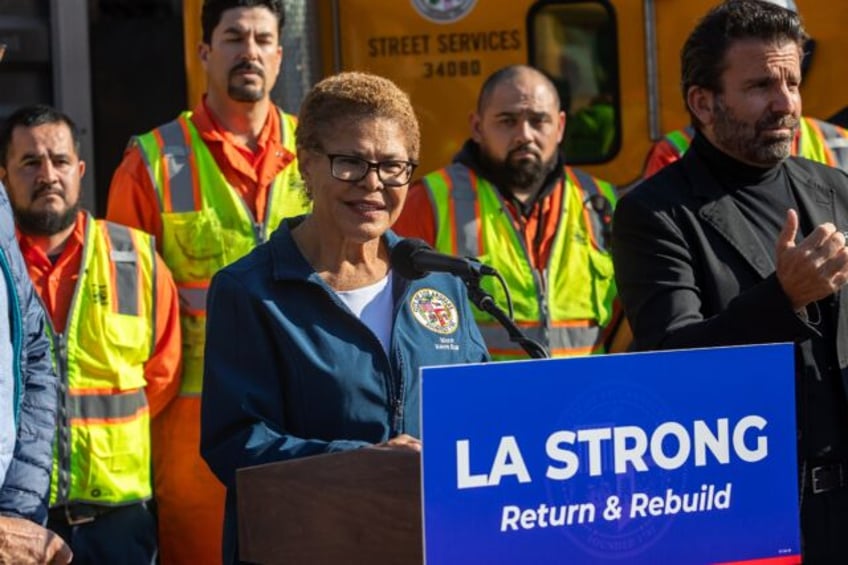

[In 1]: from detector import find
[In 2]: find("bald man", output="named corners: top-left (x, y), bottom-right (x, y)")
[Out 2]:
top-left (394, 64), bottom-right (627, 360)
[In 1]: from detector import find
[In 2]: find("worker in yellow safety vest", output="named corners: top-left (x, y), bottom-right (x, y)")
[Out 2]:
top-left (395, 64), bottom-right (629, 360)
top-left (0, 104), bottom-right (181, 563)
top-left (105, 1), bottom-right (309, 563)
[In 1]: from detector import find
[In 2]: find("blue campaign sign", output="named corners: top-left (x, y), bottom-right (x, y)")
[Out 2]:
top-left (420, 344), bottom-right (800, 565)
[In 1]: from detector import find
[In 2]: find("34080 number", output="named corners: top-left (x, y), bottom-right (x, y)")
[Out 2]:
top-left (423, 59), bottom-right (482, 78)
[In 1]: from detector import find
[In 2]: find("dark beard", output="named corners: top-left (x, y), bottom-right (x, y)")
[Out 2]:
top-left (228, 61), bottom-right (265, 102)
top-left (479, 147), bottom-right (556, 193)
top-left (228, 84), bottom-right (264, 102)
top-left (713, 96), bottom-right (798, 166)
top-left (12, 200), bottom-right (80, 236)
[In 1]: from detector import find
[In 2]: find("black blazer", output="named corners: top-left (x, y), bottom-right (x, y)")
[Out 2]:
top-left (612, 146), bottom-right (848, 378)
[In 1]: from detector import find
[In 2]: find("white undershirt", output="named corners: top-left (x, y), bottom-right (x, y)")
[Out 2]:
top-left (334, 273), bottom-right (394, 355)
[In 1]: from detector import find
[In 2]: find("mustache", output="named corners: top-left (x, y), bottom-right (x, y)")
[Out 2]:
top-left (229, 61), bottom-right (264, 79)
top-left (507, 144), bottom-right (541, 160)
top-left (757, 114), bottom-right (799, 131)
top-left (32, 183), bottom-right (63, 202)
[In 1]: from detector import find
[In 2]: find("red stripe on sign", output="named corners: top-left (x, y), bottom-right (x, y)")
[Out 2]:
top-left (713, 556), bottom-right (801, 565)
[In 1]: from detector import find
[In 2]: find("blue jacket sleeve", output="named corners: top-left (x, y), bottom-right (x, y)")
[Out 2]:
top-left (0, 221), bottom-right (57, 523)
top-left (200, 270), bottom-right (370, 490)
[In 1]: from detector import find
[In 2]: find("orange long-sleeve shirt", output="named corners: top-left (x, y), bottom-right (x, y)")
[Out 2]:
top-left (641, 138), bottom-right (683, 180)
top-left (105, 98), bottom-right (294, 241)
top-left (104, 96), bottom-right (295, 565)
top-left (17, 212), bottom-right (182, 418)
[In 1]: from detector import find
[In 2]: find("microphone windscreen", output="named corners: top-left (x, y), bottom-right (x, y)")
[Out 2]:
top-left (390, 238), bottom-right (431, 280)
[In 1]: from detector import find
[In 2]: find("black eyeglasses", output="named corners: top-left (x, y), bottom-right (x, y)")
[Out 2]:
top-left (324, 153), bottom-right (417, 187)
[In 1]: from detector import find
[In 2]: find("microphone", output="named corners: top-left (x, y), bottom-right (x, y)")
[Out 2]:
top-left (391, 238), bottom-right (497, 280)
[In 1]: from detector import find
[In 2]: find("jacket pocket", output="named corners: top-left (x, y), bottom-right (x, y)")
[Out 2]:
top-left (77, 312), bottom-right (149, 391)
top-left (160, 209), bottom-right (227, 280)
top-left (79, 416), bottom-right (151, 503)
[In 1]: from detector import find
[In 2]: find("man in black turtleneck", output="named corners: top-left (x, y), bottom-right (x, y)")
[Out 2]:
top-left (613, 1), bottom-right (848, 562)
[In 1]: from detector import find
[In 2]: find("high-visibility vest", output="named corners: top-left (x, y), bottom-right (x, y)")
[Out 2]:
top-left (664, 127), bottom-right (695, 157)
top-left (132, 110), bottom-right (309, 396)
top-left (422, 164), bottom-right (618, 360)
top-left (48, 215), bottom-right (156, 507)
top-left (796, 117), bottom-right (848, 169)
top-left (661, 118), bottom-right (848, 169)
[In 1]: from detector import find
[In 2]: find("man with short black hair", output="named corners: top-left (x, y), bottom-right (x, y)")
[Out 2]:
top-left (641, 0), bottom-right (848, 179)
top-left (0, 104), bottom-right (181, 564)
top-left (613, 1), bottom-right (848, 561)
top-left (106, 1), bottom-right (309, 562)
top-left (0, 41), bottom-right (71, 565)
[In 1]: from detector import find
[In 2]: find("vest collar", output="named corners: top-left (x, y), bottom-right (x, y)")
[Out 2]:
top-left (454, 139), bottom-right (565, 217)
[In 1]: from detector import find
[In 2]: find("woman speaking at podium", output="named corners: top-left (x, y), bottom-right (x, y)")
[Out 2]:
top-left (199, 71), bottom-right (489, 563)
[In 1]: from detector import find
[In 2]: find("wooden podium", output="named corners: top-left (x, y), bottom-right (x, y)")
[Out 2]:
top-left (236, 449), bottom-right (422, 565)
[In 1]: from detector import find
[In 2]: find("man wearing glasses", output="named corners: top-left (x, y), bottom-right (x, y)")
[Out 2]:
top-left (104, 1), bottom-right (309, 563)
top-left (395, 64), bottom-right (627, 360)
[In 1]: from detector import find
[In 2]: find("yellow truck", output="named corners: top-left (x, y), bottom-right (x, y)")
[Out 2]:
top-left (183, 0), bottom-right (848, 187)
top-left (1, 1), bottom-right (842, 206)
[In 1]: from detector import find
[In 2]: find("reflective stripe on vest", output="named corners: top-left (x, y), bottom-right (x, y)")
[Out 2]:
top-left (797, 117), bottom-right (835, 166)
top-left (105, 221), bottom-right (140, 317)
top-left (178, 284), bottom-right (208, 316)
top-left (664, 126), bottom-right (695, 157)
top-left (478, 320), bottom-right (603, 358)
top-left (156, 119), bottom-right (198, 213)
top-left (69, 389), bottom-right (148, 422)
top-left (134, 110), bottom-right (308, 396)
top-left (811, 120), bottom-right (848, 172)
top-left (423, 164), bottom-right (618, 361)
top-left (816, 120), bottom-right (848, 171)
top-left (797, 117), bottom-right (848, 172)
top-left (446, 165), bottom-right (480, 258)
top-left (49, 215), bottom-right (156, 507)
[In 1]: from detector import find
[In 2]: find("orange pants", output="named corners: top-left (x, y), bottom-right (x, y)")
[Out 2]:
top-left (152, 397), bottom-right (225, 565)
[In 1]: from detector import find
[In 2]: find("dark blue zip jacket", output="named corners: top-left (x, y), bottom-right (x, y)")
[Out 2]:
top-left (201, 218), bottom-right (490, 563)
top-left (0, 186), bottom-right (57, 523)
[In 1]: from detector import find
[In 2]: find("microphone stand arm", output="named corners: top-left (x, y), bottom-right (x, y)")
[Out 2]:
top-left (463, 274), bottom-right (550, 360)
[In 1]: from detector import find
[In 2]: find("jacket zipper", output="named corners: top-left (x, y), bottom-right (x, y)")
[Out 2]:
top-left (232, 186), bottom-right (269, 245)
top-left (501, 194), bottom-right (549, 341)
top-left (50, 217), bottom-right (90, 504)
top-left (251, 175), bottom-right (281, 245)
top-left (536, 268), bottom-right (550, 345)
top-left (391, 392), bottom-right (403, 436)
top-left (388, 276), bottom-right (409, 437)
top-left (0, 250), bottom-right (22, 424)
top-left (252, 221), bottom-right (264, 244)
top-left (54, 332), bottom-right (71, 503)
top-left (390, 347), bottom-right (405, 437)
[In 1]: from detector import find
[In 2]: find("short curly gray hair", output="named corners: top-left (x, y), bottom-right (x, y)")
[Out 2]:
top-left (296, 72), bottom-right (420, 160)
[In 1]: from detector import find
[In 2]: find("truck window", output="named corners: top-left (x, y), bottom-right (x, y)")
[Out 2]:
top-left (528, 1), bottom-right (620, 165)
